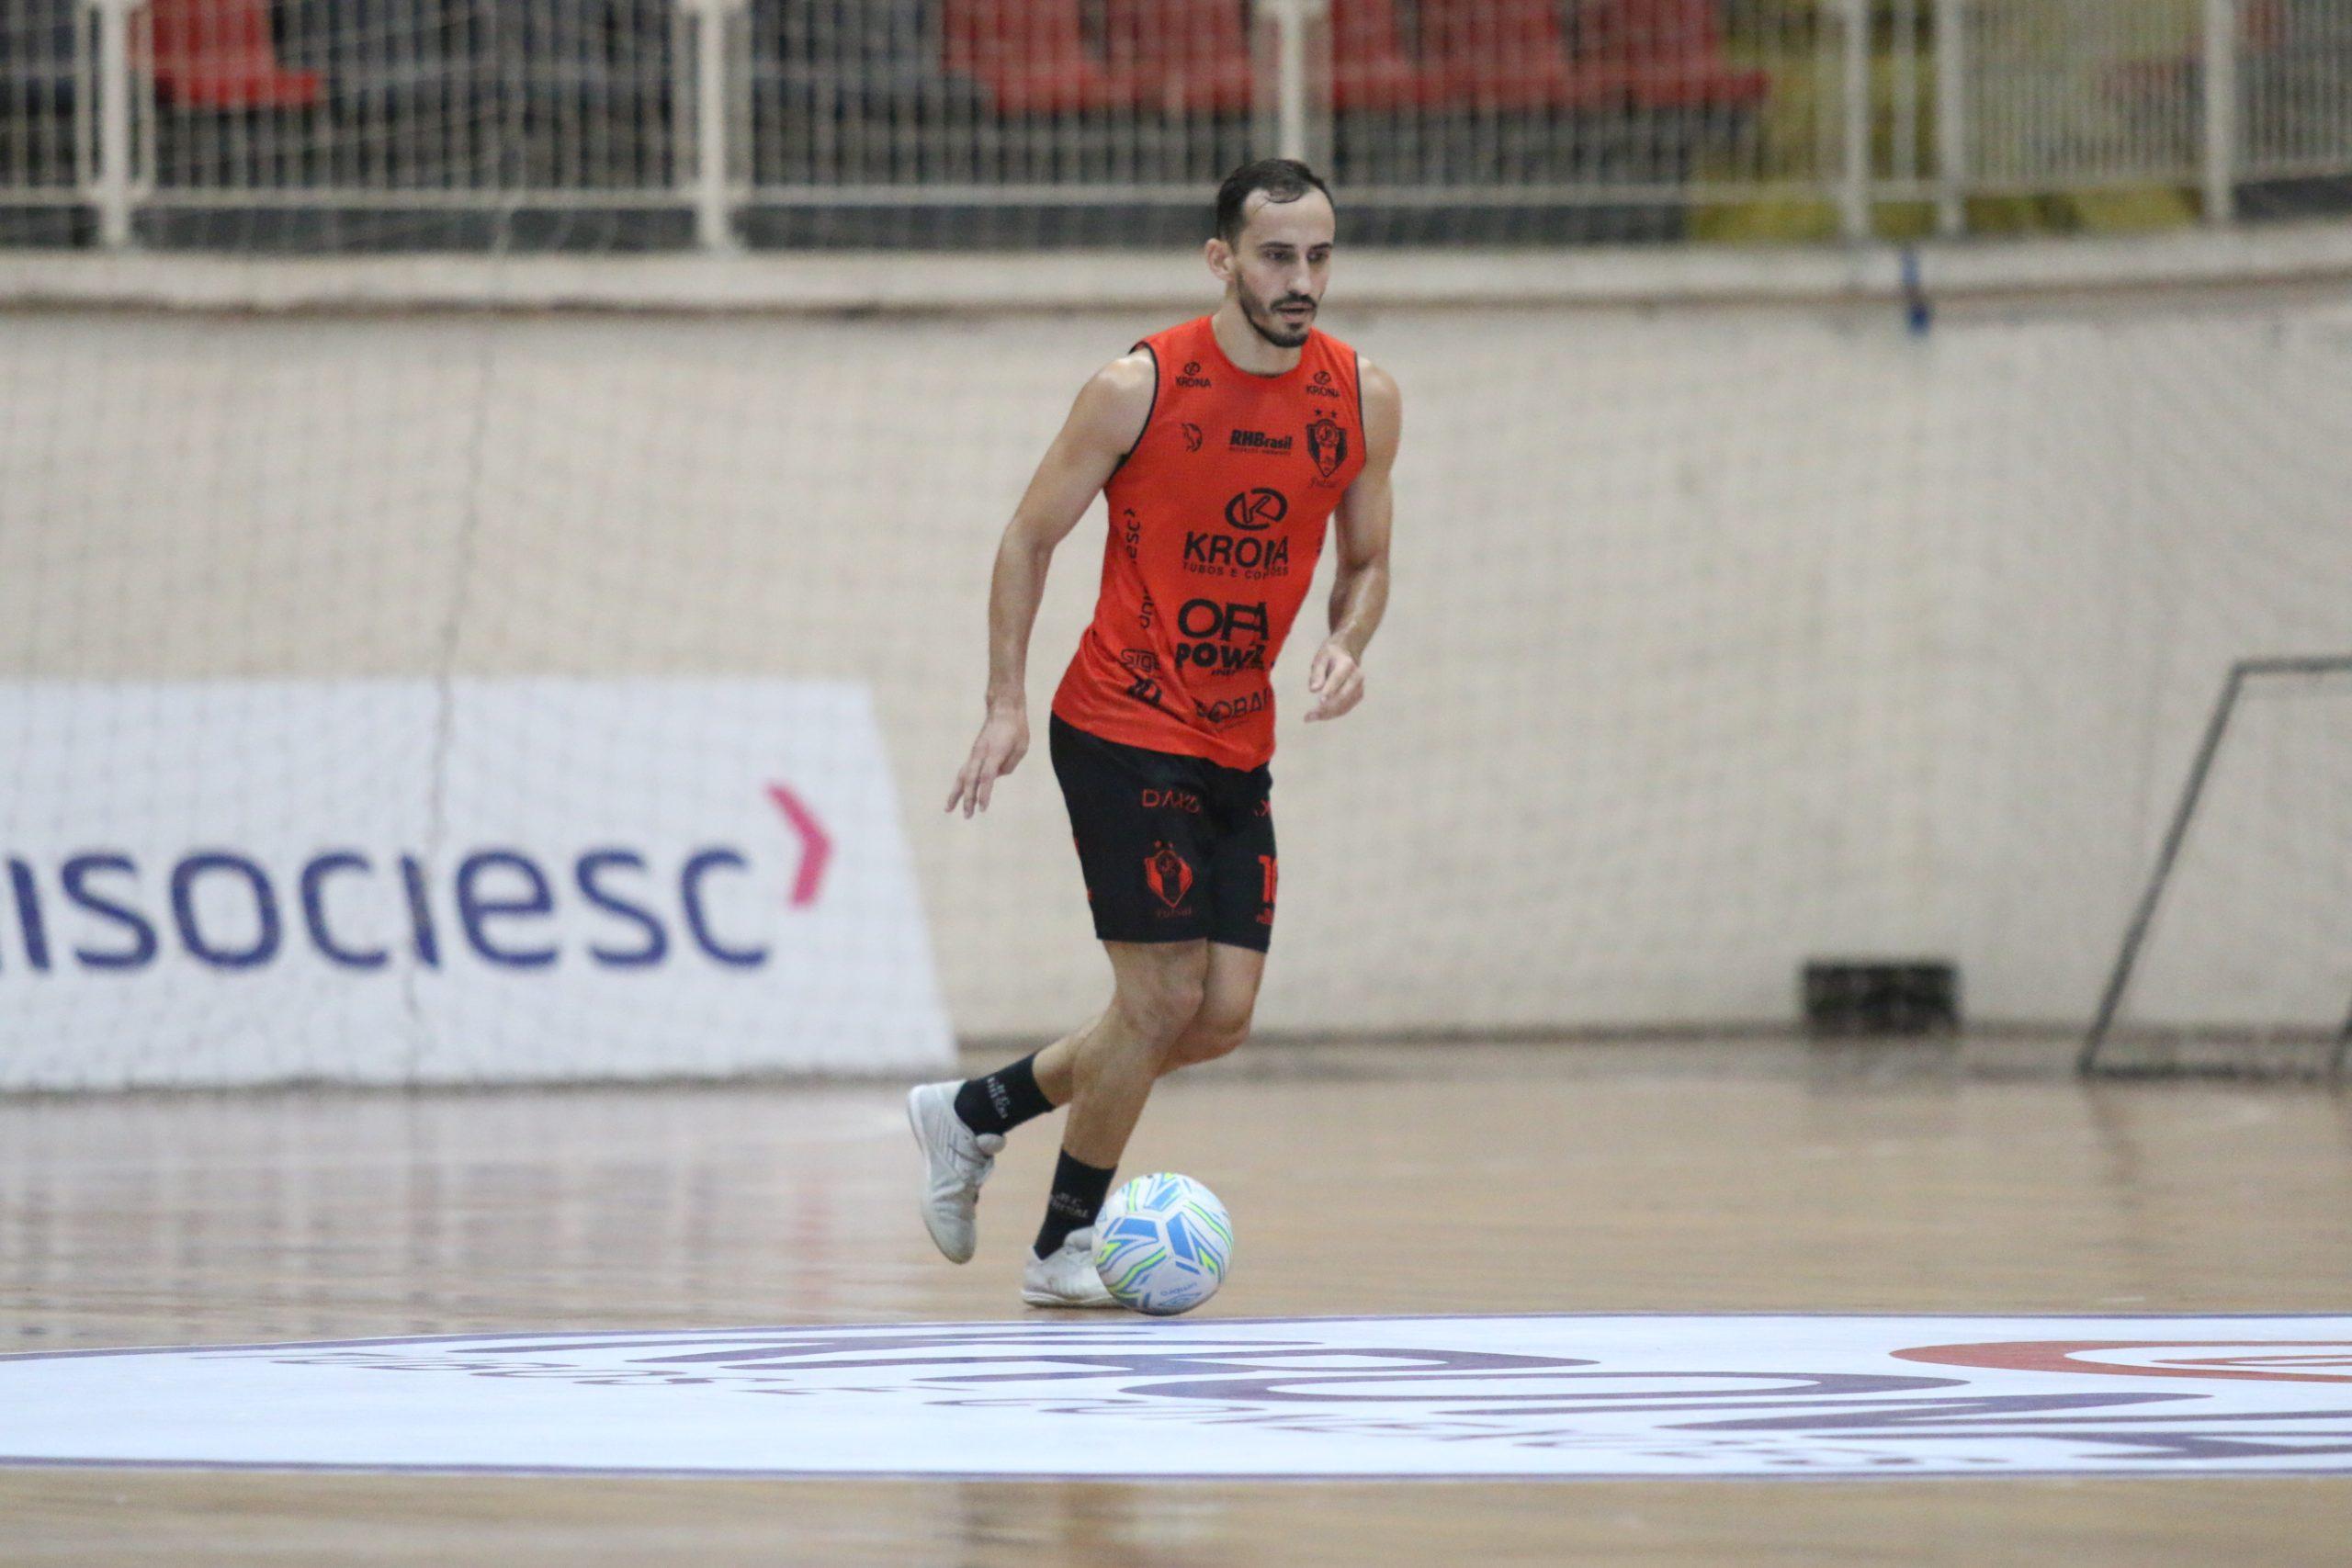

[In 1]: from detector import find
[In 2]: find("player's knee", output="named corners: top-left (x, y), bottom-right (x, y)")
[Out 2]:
top-left (1116, 962), bottom-right (1207, 1045)
top-left (1182, 1006), bottom-right (1252, 1065)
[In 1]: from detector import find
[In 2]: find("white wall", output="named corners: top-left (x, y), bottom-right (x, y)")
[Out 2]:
top-left (4, 288), bottom-right (2348, 1046)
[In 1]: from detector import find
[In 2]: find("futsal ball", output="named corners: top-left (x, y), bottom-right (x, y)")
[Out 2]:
top-left (1092, 1172), bottom-right (1233, 1315)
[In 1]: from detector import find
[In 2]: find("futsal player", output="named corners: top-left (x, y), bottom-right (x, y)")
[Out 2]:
top-left (915, 159), bottom-right (1401, 1305)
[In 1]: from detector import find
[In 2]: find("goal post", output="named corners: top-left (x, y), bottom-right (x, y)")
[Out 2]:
top-left (2080, 653), bottom-right (2352, 1079)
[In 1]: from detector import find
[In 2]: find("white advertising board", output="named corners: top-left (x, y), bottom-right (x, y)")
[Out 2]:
top-left (3, 1316), bottom-right (2347, 1479)
top-left (0, 680), bottom-right (951, 1088)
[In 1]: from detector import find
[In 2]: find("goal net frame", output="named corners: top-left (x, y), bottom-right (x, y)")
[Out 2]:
top-left (2079, 652), bottom-right (2352, 1079)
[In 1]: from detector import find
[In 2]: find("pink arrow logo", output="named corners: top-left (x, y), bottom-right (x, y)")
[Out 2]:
top-left (764, 784), bottom-right (832, 908)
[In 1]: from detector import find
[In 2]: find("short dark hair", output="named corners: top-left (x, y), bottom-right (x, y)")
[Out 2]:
top-left (1215, 158), bottom-right (1333, 245)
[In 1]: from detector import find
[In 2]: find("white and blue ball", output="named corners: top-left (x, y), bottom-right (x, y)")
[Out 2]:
top-left (1091, 1172), bottom-right (1233, 1315)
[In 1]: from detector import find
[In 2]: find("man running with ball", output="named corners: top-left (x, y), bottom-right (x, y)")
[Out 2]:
top-left (916, 159), bottom-right (1401, 1306)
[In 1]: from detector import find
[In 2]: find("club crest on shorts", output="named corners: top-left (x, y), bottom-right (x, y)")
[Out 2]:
top-left (1307, 416), bottom-right (1347, 479)
top-left (1145, 841), bottom-right (1193, 909)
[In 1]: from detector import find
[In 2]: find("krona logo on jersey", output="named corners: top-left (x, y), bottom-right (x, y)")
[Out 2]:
top-left (1222, 489), bottom-right (1287, 531)
top-left (1175, 360), bottom-right (1213, 389)
top-left (0, 787), bottom-right (831, 976)
top-left (1185, 490), bottom-right (1291, 580)
top-left (1183, 534), bottom-right (1289, 579)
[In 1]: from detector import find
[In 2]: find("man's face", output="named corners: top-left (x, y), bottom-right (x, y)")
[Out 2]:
top-left (1214, 188), bottom-right (1336, 350)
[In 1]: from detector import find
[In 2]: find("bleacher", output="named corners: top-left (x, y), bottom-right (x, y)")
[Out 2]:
top-left (1, 0), bottom-right (2345, 248)
top-left (0, 0), bottom-right (1770, 118)
top-left (933, 0), bottom-right (1763, 116)
top-left (0, 0), bottom-right (1781, 246)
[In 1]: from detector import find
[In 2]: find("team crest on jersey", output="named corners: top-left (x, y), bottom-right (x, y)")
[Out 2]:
top-left (1307, 415), bottom-right (1348, 480)
top-left (1145, 841), bottom-right (1193, 909)
top-left (1180, 422), bottom-right (1204, 453)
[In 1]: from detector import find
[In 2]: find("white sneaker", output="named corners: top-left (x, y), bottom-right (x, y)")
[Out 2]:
top-left (906, 1081), bottom-right (1002, 1264)
top-left (1020, 1227), bottom-right (1119, 1309)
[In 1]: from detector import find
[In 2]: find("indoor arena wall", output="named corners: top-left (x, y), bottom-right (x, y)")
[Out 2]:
top-left (4, 290), bottom-right (2348, 1045)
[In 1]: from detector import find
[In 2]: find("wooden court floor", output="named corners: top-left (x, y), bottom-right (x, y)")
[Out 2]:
top-left (2, 1040), bottom-right (2348, 1565)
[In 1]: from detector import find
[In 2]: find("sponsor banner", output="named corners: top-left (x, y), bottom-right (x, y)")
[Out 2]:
top-left (2, 1316), bottom-right (2347, 1479)
top-left (0, 680), bottom-right (950, 1088)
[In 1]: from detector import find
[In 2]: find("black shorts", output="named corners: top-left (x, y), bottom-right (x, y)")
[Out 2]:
top-left (1048, 714), bottom-right (1277, 951)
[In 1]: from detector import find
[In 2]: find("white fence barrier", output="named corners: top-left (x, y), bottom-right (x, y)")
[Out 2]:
top-left (2, 0), bottom-right (2347, 247)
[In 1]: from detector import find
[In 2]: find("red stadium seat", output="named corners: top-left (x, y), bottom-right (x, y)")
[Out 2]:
top-left (942, 0), bottom-right (1139, 115)
top-left (946, 0), bottom-right (1768, 119)
top-left (1420, 0), bottom-right (1604, 111)
top-left (2245, 0), bottom-right (2284, 50)
top-left (144, 0), bottom-right (320, 110)
top-left (1422, 0), bottom-right (1767, 112)
top-left (1575, 0), bottom-right (1769, 109)
top-left (1330, 0), bottom-right (1434, 112)
top-left (1106, 0), bottom-right (1254, 115)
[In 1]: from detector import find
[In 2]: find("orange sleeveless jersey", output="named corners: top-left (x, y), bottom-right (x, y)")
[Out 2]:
top-left (1050, 315), bottom-right (1368, 771)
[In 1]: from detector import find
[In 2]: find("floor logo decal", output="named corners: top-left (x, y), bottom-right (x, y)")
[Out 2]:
top-left (4, 1315), bottom-right (2348, 1480)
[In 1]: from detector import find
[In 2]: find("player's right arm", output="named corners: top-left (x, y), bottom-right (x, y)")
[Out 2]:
top-left (946, 353), bottom-right (1156, 818)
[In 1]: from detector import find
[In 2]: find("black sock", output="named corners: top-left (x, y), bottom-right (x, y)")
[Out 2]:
top-left (953, 1052), bottom-right (1055, 1137)
top-left (1034, 1150), bottom-right (1115, 1259)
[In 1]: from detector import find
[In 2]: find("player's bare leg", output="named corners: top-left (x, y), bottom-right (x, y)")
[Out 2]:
top-left (1079, 942), bottom-right (1206, 1150)
top-left (1020, 940), bottom-right (1208, 1306)
top-left (1027, 1011), bottom-right (1100, 1106)
top-left (1154, 942), bottom-right (1263, 1076)
top-left (1032, 943), bottom-right (1261, 1095)
top-left (917, 942), bottom-right (1250, 1284)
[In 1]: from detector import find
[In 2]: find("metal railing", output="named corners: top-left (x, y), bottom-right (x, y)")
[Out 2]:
top-left (1, 0), bottom-right (2346, 248)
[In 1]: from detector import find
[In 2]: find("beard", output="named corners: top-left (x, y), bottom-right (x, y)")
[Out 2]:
top-left (1239, 288), bottom-right (1315, 349)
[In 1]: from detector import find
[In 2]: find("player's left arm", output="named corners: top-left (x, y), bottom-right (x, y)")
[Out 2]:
top-left (1306, 359), bottom-right (1400, 724)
